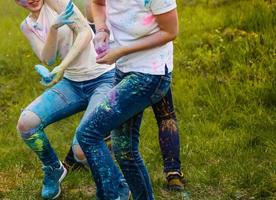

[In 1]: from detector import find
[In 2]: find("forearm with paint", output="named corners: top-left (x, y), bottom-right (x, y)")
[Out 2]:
top-left (58, 28), bottom-right (92, 70)
top-left (46, 0), bottom-right (92, 70)
top-left (40, 26), bottom-right (58, 65)
top-left (41, 0), bottom-right (75, 65)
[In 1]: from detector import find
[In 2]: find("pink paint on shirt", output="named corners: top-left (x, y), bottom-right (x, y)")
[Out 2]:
top-left (142, 14), bottom-right (155, 26)
top-left (152, 61), bottom-right (158, 72)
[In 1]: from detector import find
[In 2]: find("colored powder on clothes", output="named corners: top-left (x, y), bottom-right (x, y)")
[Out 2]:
top-left (26, 133), bottom-right (44, 152)
top-left (144, 0), bottom-right (151, 7)
top-left (143, 14), bottom-right (155, 26)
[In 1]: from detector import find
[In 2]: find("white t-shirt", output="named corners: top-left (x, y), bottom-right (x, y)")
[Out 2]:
top-left (106, 0), bottom-right (177, 75)
top-left (21, 3), bottom-right (114, 82)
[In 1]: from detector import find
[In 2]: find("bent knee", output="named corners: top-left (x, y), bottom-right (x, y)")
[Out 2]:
top-left (72, 144), bottom-right (87, 162)
top-left (17, 111), bottom-right (41, 134)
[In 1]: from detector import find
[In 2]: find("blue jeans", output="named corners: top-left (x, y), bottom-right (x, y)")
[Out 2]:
top-left (89, 21), bottom-right (181, 173)
top-left (77, 67), bottom-right (171, 200)
top-left (20, 69), bottom-right (126, 193)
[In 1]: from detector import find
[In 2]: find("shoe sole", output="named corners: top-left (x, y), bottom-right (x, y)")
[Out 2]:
top-left (52, 165), bottom-right (68, 200)
top-left (167, 185), bottom-right (184, 192)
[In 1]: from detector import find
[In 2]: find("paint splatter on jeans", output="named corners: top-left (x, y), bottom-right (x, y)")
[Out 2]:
top-left (77, 68), bottom-right (171, 200)
top-left (23, 129), bottom-right (60, 167)
top-left (152, 88), bottom-right (181, 173)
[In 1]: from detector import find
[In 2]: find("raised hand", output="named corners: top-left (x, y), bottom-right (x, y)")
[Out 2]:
top-left (51, 0), bottom-right (74, 29)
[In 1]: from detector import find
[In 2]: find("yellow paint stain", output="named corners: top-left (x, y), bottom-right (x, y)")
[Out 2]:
top-left (161, 119), bottom-right (177, 133)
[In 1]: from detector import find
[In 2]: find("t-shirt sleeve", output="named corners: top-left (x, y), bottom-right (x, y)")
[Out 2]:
top-left (150, 0), bottom-right (177, 15)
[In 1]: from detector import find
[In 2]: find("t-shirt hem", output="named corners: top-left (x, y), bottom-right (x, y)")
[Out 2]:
top-left (64, 66), bottom-right (114, 82)
top-left (116, 66), bottom-right (173, 76)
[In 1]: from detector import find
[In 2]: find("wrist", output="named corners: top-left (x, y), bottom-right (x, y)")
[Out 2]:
top-left (96, 24), bottom-right (110, 35)
top-left (50, 25), bottom-right (58, 31)
top-left (60, 65), bottom-right (66, 71)
top-left (118, 46), bottom-right (128, 57)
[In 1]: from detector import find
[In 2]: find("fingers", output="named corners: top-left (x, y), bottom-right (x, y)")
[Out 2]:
top-left (96, 51), bottom-right (108, 60)
top-left (62, 7), bottom-right (74, 20)
top-left (65, 0), bottom-right (73, 10)
top-left (96, 56), bottom-right (111, 64)
top-left (64, 3), bottom-right (74, 16)
top-left (44, 74), bottom-right (62, 87)
top-left (63, 20), bottom-right (74, 25)
top-left (51, 66), bottom-right (60, 75)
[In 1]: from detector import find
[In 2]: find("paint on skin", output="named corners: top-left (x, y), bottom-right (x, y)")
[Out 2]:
top-left (17, 0), bottom-right (29, 7)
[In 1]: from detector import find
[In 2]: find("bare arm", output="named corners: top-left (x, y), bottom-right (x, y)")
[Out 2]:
top-left (96, 9), bottom-right (179, 64)
top-left (85, 0), bottom-right (94, 23)
top-left (20, 20), bottom-right (42, 60)
top-left (40, 27), bottom-right (59, 65)
top-left (91, 0), bottom-right (108, 31)
top-left (120, 9), bottom-right (178, 57)
top-left (45, 0), bottom-right (92, 70)
top-left (40, 0), bottom-right (75, 65)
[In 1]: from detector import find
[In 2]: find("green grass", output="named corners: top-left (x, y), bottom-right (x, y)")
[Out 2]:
top-left (0, 0), bottom-right (275, 199)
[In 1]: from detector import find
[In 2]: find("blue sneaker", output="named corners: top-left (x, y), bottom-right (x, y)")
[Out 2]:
top-left (117, 179), bottom-right (131, 200)
top-left (41, 161), bottom-right (67, 199)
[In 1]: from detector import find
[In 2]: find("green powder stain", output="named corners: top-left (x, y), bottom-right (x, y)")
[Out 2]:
top-left (26, 133), bottom-right (44, 152)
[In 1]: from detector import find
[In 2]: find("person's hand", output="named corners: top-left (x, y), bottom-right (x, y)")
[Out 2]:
top-left (44, 66), bottom-right (65, 87)
top-left (96, 47), bottom-right (124, 65)
top-left (51, 0), bottom-right (74, 30)
top-left (93, 31), bottom-right (110, 55)
top-left (34, 64), bottom-right (54, 86)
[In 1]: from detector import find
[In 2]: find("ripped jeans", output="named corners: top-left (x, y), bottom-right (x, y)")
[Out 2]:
top-left (17, 69), bottom-right (127, 193)
top-left (77, 67), bottom-right (171, 200)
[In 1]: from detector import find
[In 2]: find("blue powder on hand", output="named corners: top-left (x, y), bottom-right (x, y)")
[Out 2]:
top-left (34, 64), bottom-right (53, 84)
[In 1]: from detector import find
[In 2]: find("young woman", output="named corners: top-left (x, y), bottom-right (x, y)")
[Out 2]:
top-left (63, 0), bottom-right (185, 191)
top-left (76, 0), bottom-right (180, 199)
top-left (15, 0), bottom-right (129, 199)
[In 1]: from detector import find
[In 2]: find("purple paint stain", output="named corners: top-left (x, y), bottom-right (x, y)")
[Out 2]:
top-left (109, 90), bottom-right (117, 104)
top-left (95, 42), bottom-right (109, 55)
top-left (18, 0), bottom-right (29, 7)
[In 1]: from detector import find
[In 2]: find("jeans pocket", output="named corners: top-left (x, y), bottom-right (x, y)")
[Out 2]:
top-left (150, 74), bottom-right (171, 104)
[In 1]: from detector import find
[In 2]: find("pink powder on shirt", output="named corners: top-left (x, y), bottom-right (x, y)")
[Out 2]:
top-left (152, 61), bottom-right (158, 72)
top-left (142, 14), bottom-right (155, 26)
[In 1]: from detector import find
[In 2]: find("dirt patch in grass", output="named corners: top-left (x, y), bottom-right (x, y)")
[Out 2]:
top-left (0, 172), bottom-right (18, 193)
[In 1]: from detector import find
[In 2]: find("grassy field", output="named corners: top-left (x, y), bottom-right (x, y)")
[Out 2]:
top-left (0, 0), bottom-right (275, 199)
